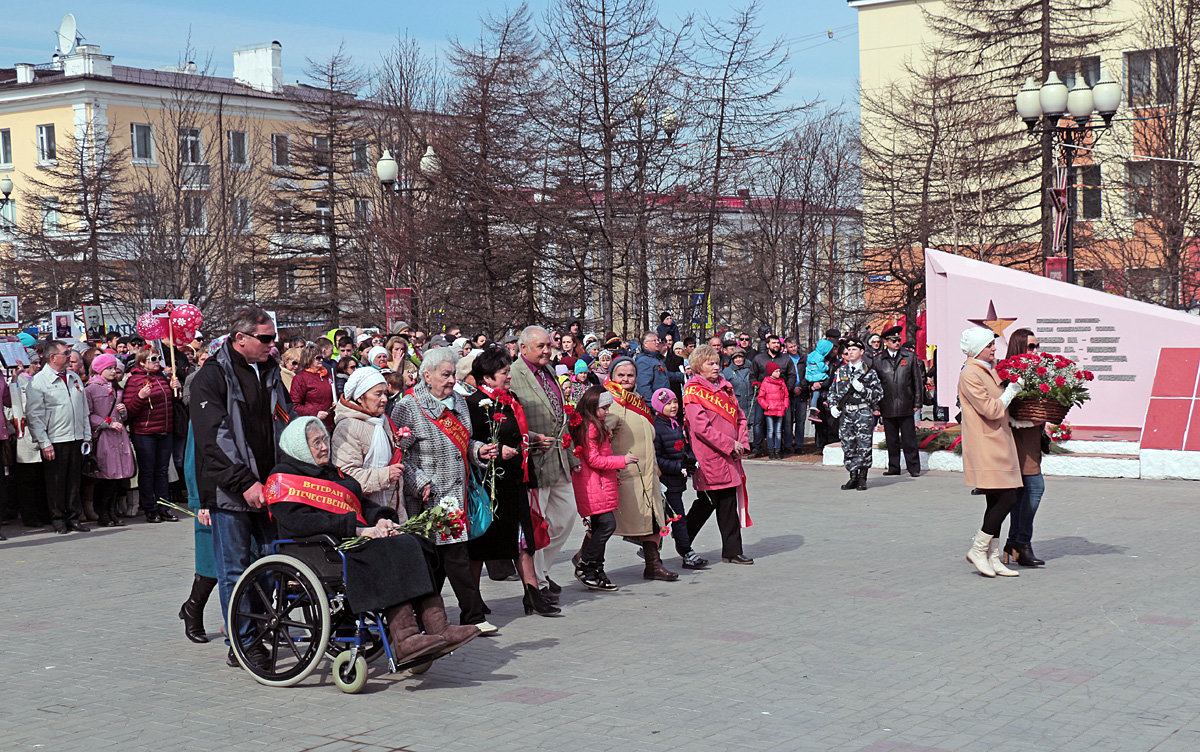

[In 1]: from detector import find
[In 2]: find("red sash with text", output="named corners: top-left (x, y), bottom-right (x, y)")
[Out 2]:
top-left (682, 382), bottom-right (753, 528)
top-left (264, 473), bottom-right (367, 525)
top-left (416, 401), bottom-right (472, 469)
top-left (604, 381), bottom-right (652, 423)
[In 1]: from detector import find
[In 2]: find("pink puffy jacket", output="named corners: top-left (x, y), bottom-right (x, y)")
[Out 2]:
top-left (683, 375), bottom-right (749, 492)
top-left (570, 424), bottom-right (627, 517)
top-left (756, 374), bottom-right (790, 417)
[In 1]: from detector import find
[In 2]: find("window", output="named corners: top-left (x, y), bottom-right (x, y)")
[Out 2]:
top-left (0, 199), bottom-right (14, 231)
top-left (131, 123), bottom-right (154, 161)
top-left (231, 197), bottom-right (252, 233)
top-left (1072, 164), bottom-right (1102, 220)
top-left (315, 199), bottom-right (333, 232)
top-left (183, 192), bottom-right (206, 231)
top-left (274, 201), bottom-right (295, 233)
top-left (1128, 162), bottom-right (1154, 217)
top-left (1127, 49), bottom-right (1177, 105)
top-left (0, 128), bottom-right (11, 165)
top-left (178, 127), bottom-right (202, 165)
top-left (354, 199), bottom-right (371, 225)
top-left (234, 268), bottom-right (254, 297)
top-left (132, 192), bottom-right (155, 232)
top-left (313, 136), bottom-right (332, 168)
top-left (279, 265), bottom-right (297, 296)
top-left (272, 134), bottom-right (290, 167)
top-left (318, 264), bottom-right (332, 294)
top-left (352, 140), bottom-right (369, 171)
top-left (1053, 56), bottom-right (1101, 90)
top-left (36, 124), bottom-right (56, 162)
top-left (43, 199), bottom-right (61, 235)
top-left (228, 130), bottom-right (247, 167)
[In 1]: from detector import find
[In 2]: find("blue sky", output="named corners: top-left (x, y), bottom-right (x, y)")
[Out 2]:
top-left (2, 1), bottom-right (859, 108)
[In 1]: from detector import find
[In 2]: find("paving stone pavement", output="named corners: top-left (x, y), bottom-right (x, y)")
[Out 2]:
top-left (5, 463), bottom-right (1200, 752)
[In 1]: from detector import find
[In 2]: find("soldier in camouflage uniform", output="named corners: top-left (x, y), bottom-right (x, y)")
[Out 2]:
top-left (828, 338), bottom-right (883, 491)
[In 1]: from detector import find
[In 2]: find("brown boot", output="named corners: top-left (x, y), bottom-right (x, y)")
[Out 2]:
top-left (415, 595), bottom-right (481, 654)
top-left (642, 540), bottom-right (679, 581)
top-left (384, 603), bottom-right (447, 663)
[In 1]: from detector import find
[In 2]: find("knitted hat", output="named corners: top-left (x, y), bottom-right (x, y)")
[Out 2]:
top-left (608, 356), bottom-right (636, 378)
top-left (765, 361), bottom-right (780, 376)
top-left (555, 364), bottom-right (569, 377)
top-left (344, 365), bottom-right (386, 401)
top-left (560, 356), bottom-right (577, 372)
top-left (651, 388), bottom-right (676, 414)
top-left (960, 326), bottom-right (995, 358)
top-left (574, 359), bottom-right (589, 375)
top-left (278, 416), bottom-right (325, 466)
top-left (356, 333), bottom-right (373, 345)
top-left (91, 353), bottom-right (119, 374)
top-left (597, 390), bottom-right (614, 408)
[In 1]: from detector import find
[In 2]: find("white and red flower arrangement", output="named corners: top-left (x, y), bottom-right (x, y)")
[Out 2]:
top-left (996, 352), bottom-right (1093, 408)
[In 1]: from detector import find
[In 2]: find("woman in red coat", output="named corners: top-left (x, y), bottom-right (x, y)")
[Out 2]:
top-left (123, 348), bottom-right (179, 523)
top-left (290, 344), bottom-right (335, 434)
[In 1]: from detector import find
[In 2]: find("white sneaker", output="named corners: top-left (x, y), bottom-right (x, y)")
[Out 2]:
top-left (475, 620), bottom-right (499, 635)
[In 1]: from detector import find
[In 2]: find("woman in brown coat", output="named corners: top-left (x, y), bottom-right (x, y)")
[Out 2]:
top-left (1003, 328), bottom-right (1046, 567)
top-left (957, 327), bottom-right (1023, 578)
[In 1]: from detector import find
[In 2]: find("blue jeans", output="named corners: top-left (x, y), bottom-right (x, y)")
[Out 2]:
top-left (1007, 473), bottom-right (1045, 545)
top-left (211, 508), bottom-right (275, 647)
top-left (764, 415), bottom-right (783, 452)
top-left (131, 433), bottom-right (172, 515)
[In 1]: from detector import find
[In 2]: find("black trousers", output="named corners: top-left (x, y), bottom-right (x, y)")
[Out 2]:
top-left (882, 414), bottom-right (920, 473)
top-left (980, 488), bottom-right (1020, 537)
top-left (44, 440), bottom-right (83, 525)
top-left (432, 541), bottom-right (486, 626)
top-left (580, 511), bottom-right (616, 565)
top-left (13, 462), bottom-right (48, 525)
top-left (686, 486), bottom-right (743, 559)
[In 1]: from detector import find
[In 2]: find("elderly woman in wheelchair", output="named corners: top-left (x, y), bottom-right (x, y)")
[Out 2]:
top-left (229, 416), bottom-right (478, 690)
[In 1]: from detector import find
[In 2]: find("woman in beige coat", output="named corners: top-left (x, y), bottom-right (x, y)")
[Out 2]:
top-left (957, 326), bottom-right (1024, 578)
top-left (331, 367), bottom-right (405, 517)
top-left (604, 357), bottom-right (676, 581)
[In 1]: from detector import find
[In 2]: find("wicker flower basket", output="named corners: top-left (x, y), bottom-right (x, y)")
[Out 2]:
top-left (1011, 397), bottom-right (1071, 424)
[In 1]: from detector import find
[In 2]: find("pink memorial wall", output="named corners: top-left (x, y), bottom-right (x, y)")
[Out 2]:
top-left (925, 248), bottom-right (1200, 429)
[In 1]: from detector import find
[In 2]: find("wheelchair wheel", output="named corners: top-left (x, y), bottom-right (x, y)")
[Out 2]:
top-left (228, 554), bottom-right (331, 687)
top-left (331, 651), bottom-right (369, 694)
top-left (325, 611), bottom-right (386, 665)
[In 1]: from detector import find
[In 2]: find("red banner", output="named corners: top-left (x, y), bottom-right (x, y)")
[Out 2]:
top-left (264, 473), bottom-right (367, 524)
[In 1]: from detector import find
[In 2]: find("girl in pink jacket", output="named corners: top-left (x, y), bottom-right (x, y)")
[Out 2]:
top-left (756, 361), bottom-right (790, 460)
top-left (569, 386), bottom-right (638, 592)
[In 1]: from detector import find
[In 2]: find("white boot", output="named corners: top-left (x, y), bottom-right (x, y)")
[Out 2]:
top-left (988, 539), bottom-right (1019, 577)
top-left (966, 530), bottom-right (996, 577)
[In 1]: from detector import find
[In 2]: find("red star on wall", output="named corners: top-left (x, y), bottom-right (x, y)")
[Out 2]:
top-left (968, 301), bottom-right (1018, 337)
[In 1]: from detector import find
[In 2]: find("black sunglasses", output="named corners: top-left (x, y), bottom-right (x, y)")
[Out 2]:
top-left (1027, 342), bottom-right (1040, 350)
top-left (241, 332), bottom-right (276, 344)
top-left (885, 337), bottom-right (901, 342)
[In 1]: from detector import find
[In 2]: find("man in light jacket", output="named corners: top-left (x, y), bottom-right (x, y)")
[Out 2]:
top-left (24, 340), bottom-right (91, 533)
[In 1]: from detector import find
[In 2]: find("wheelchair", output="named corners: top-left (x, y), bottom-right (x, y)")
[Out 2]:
top-left (227, 535), bottom-right (438, 693)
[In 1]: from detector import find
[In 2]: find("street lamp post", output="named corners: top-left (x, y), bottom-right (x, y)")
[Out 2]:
top-left (0, 175), bottom-right (13, 210)
top-left (376, 144), bottom-right (440, 328)
top-left (1016, 68), bottom-right (1122, 285)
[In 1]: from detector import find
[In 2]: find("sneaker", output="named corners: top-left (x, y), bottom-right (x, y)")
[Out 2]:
top-left (475, 621), bottom-right (499, 635)
top-left (808, 407), bottom-right (823, 423)
top-left (593, 569), bottom-right (619, 591)
top-left (681, 551), bottom-right (709, 569)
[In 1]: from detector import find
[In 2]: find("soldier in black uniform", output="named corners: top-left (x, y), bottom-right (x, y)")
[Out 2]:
top-left (873, 325), bottom-right (925, 477)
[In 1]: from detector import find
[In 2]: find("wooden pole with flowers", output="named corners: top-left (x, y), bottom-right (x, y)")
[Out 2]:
top-left (996, 352), bottom-right (1094, 423)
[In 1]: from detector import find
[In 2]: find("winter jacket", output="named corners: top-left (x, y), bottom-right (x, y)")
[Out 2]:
top-left (683, 374), bottom-right (749, 492)
top-left (653, 414), bottom-right (695, 493)
top-left (756, 374), bottom-right (790, 417)
top-left (634, 350), bottom-right (685, 404)
top-left (84, 377), bottom-right (136, 480)
top-left (330, 404), bottom-right (401, 513)
top-left (290, 367), bottom-right (336, 433)
top-left (872, 347), bottom-right (925, 418)
top-left (122, 367), bottom-right (174, 435)
top-left (750, 349), bottom-right (797, 391)
top-left (805, 339), bottom-right (835, 383)
top-left (23, 366), bottom-right (90, 449)
top-left (721, 362), bottom-right (754, 417)
top-left (655, 320), bottom-right (681, 344)
top-left (191, 340), bottom-right (295, 511)
top-left (571, 423), bottom-right (625, 517)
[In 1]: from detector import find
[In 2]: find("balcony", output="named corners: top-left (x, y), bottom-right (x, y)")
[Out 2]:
top-left (180, 163), bottom-right (210, 188)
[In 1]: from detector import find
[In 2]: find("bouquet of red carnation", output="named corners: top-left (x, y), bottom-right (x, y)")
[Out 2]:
top-left (1047, 422), bottom-right (1072, 442)
top-left (996, 352), bottom-right (1092, 420)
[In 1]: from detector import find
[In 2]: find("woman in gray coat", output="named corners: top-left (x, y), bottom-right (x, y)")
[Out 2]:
top-left (391, 347), bottom-right (500, 633)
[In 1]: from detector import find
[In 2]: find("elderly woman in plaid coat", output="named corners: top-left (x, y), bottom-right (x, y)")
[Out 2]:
top-left (392, 347), bottom-right (501, 633)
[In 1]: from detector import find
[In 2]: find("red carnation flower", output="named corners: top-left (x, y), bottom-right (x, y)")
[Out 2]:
top-left (1084, 371), bottom-right (1095, 381)
top-left (564, 403), bottom-right (575, 415)
top-left (568, 413), bottom-right (582, 427)
top-left (562, 434), bottom-right (572, 448)
top-left (997, 369), bottom-right (1010, 381)
top-left (1035, 367), bottom-right (1048, 375)
top-left (1042, 352), bottom-right (1054, 360)
top-left (674, 440), bottom-right (685, 451)
top-left (573, 445), bottom-right (584, 458)
top-left (1054, 375), bottom-right (1066, 386)
top-left (493, 413), bottom-right (508, 423)
top-left (1010, 373), bottom-right (1022, 383)
top-left (1038, 383), bottom-right (1051, 393)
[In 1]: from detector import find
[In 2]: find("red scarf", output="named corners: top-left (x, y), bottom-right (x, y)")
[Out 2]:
top-left (264, 472), bottom-right (367, 525)
top-left (480, 384), bottom-right (530, 482)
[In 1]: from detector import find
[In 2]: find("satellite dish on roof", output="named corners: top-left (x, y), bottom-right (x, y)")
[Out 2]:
top-left (56, 14), bottom-right (80, 56)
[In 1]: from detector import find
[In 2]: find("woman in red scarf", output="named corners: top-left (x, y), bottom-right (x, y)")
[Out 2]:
top-left (465, 346), bottom-right (561, 616)
top-left (290, 344), bottom-right (335, 433)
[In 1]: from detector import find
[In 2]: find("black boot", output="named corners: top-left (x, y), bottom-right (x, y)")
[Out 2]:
top-left (841, 471), bottom-right (857, 490)
top-left (179, 573), bottom-right (217, 643)
top-left (855, 469), bottom-right (868, 491)
top-left (522, 583), bottom-right (563, 616)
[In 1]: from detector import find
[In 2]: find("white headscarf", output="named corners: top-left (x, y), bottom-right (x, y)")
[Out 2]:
top-left (343, 366), bottom-right (387, 402)
top-left (960, 326), bottom-right (995, 358)
top-left (366, 346), bottom-right (390, 369)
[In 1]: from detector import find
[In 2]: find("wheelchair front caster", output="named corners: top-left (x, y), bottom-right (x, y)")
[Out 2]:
top-left (409, 660), bottom-right (433, 675)
top-left (332, 651), bottom-right (368, 694)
